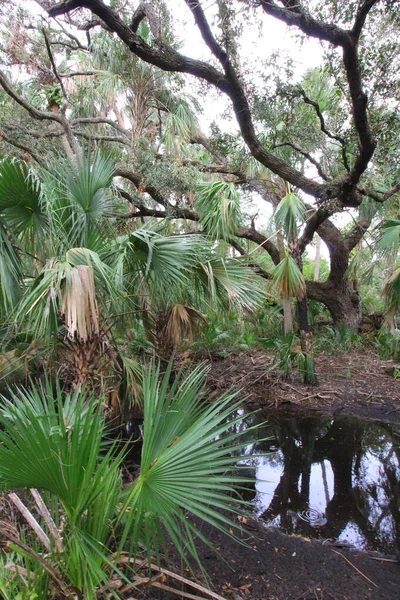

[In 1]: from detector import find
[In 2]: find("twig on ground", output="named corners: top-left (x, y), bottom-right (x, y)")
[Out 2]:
top-left (331, 549), bottom-right (378, 588)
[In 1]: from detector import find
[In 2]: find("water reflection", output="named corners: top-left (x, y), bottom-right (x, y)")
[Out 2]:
top-left (236, 410), bottom-right (400, 555)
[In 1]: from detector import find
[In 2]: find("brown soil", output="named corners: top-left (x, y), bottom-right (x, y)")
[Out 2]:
top-left (151, 516), bottom-right (400, 600)
top-left (202, 349), bottom-right (400, 424)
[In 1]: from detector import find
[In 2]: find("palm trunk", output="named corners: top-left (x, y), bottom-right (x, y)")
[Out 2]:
top-left (314, 234), bottom-right (321, 282)
top-left (277, 232), bottom-right (293, 333)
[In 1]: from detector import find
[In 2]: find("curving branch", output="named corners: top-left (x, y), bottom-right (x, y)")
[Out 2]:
top-left (359, 183), bottom-right (400, 203)
top-left (46, 0), bottom-right (324, 199)
top-left (0, 69), bottom-right (79, 154)
top-left (298, 88), bottom-right (350, 172)
top-left (0, 129), bottom-right (47, 167)
top-left (344, 215), bottom-right (375, 251)
top-left (260, 0), bottom-right (377, 188)
top-left (272, 141), bottom-right (330, 181)
top-left (71, 117), bottom-right (130, 136)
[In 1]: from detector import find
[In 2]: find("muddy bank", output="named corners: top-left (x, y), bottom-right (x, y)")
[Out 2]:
top-left (201, 350), bottom-right (400, 424)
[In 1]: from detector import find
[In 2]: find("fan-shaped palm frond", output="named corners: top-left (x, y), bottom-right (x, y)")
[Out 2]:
top-left (0, 221), bottom-right (22, 313)
top-left (0, 381), bottom-right (123, 598)
top-left (164, 303), bottom-right (207, 348)
top-left (106, 228), bottom-right (205, 294)
top-left (273, 192), bottom-right (306, 241)
top-left (0, 158), bottom-right (47, 246)
top-left (0, 365), bottom-right (262, 596)
top-left (273, 254), bottom-right (306, 299)
top-left (44, 149), bottom-right (116, 251)
top-left (15, 248), bottom-right (122, 341)
top-left (161, 94), bottom-right (200, 153)
top-left (195, 180), bottom-right (242, 240)
top-left (193, 257), bottom-right (265, 311)
top-left (118, 361), bottom-right (260, 566)
top-left (377, 218), bottom-right (400, 255)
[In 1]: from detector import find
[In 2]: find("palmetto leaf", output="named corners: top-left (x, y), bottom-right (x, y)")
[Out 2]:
top-left (15, 248), bottom-right (122, 341)
top-left (273, 254), bottom-right (306, 299)
top-left (0, 381), bottom-right (123, 598)
top-left (0, 158), bottom-right (47, 244)
top-left (377, 219), bottom-right (400, 255)
top-left (106, 228), bottom-right (204, 293)
top-left (0, 220), bottom-right (23, 312)
top-left (118, 361), bottom-right (260, 566)
top-left (164, 303), bottom-right (207, 348)
top-left (383, 267), bottom-right (400, 318)
top-left (273, 192), bottom-right (306, 241)
top-left (193, 257), bottom-right (265, 312)
top-left (195, 180), bottom-right (242, 240)
top-left (44, 149), bottom-right (116, 251)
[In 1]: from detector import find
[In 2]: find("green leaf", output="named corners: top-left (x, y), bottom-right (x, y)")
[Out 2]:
top-left (273, 192), bottom-right (306, 241)
top-left (195, 180), bottom-right (242, 240)
top-left (273, 254), bottom-right (306, 299)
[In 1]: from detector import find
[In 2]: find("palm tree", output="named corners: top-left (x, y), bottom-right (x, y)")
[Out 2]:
top-left (0, 153), bottom-right (264, 406)
top-left (272, 190), bottom-right (316, 383)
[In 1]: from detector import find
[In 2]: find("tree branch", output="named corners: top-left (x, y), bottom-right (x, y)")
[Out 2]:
top-left (273, 141), bottom-right (330, 181)
top-left (0, 129), bottom-right (47, 167)
top-left (46, 0), bottom-right (325, 199)
top-left (71, 117), bottom-right (130, 136)
top-left (0, 69), bottom-right (65, 125)
top-left (298, 88), bottom-right (350, 172)
top-left (259, 0), bottom-right (348, 46)
top-left (359, 183), bottom-right (400, 203)
top-left (344, 215), bottom-right (374, 251)
top-left (42, 28), bottom-right (68, 105)
top-left (352, 0), bottom-right (380, 39)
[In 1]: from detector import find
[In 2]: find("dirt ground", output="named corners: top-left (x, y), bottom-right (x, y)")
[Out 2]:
top-left (202, 349), bottom-right (400, 424)
top-left (148, 516), bottom-right (400, 600)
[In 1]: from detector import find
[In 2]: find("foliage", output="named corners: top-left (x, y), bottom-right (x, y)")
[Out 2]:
top-left (0, 364), bottom-right (261, 598)
top-left (273, 254), bottom-right (306, 299)
top-left (273, 192), bottom-right (306, 241)
top-left (195, 180), bottom-right (242, 240)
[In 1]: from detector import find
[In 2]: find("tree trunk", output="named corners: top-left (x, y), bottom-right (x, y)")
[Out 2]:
top-left (283, 295), bottom-right (293, 334)
top-left (306, 279), bottom-right (362, 329)
top-left (277, 232), bottom-right (293, 333)
top-left (313, 234), bottom-right (321, 282)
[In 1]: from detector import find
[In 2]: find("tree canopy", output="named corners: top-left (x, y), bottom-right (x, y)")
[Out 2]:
top-left (0, 0), bottom-right (399, 329)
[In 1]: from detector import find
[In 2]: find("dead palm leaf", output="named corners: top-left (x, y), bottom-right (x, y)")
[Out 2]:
top-left (61, 264), bottom-right (99, 342)
top-left (164, 304), bottom-right (207, 349)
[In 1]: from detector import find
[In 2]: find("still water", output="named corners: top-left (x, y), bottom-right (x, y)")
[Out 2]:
top-left (235, 409), bottom-right (400, 555)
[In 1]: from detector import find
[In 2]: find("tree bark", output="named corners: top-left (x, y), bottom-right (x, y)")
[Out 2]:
top-left (307, 279), bottom-right (362, 329)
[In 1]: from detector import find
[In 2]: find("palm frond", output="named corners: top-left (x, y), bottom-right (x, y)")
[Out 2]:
top-left (383, 267), bottom-right (400, 320)
top-left (195, 181), bottom-right (242, 240)
top-left (45, 149), bottom-right (116, 250)
top-left (0, 381), bottom-right (123, 598)
top-left (118, 361), bottom-right (259, 566)
top-left (273, 254), bottom-right (306, 299)
top-left (0, 158), bottom-right (47, 248)
top-left (377, 219), bottom-right (400, 255)
top-left (273, 192), bottom-right (306, 241)
top-left (0, 220), bottom-right (23, 312)
top-left (164, 304), bottom-right (207, 348)
top-left (106, 228), bottom-right (204, 294)
top-left (193, 257), bottom-right (265, 311)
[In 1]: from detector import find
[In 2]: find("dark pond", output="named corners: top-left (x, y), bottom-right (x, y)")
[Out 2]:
top-left (235, 409), bottom-right (400, 555)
